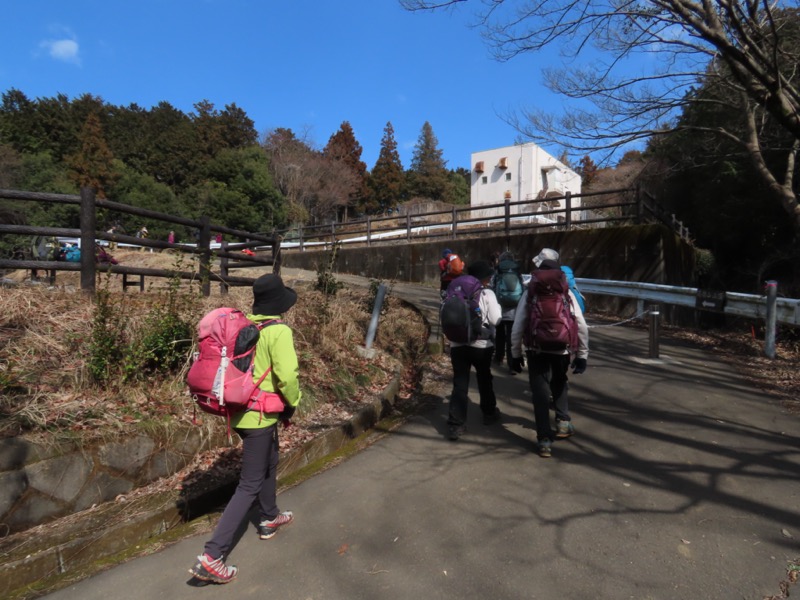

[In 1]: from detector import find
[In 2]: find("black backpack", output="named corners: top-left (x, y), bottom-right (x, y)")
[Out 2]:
top-left (440, 275), bottom-right (486, 343)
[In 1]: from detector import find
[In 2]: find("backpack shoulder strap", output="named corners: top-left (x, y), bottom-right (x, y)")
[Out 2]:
top-left (250, 318), bottom-right (285, 387)
top-left (255, 318), bottom-right (283, 330)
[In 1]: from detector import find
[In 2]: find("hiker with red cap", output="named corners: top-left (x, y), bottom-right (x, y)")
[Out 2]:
top-left (438, 248), bottom-right (464, 298)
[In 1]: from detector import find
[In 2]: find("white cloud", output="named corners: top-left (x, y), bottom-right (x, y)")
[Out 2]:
top-left (39, 37), bottom-right (81, 65)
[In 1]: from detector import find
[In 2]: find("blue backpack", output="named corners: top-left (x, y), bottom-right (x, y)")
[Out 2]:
top-left (494, 258), bottom-right (524, 308)
top-left (440, 275), bottom-right (486, 344)
top-left (560, 265), bottom-right (586, 313)
top-left (64, 246), bottom-right (81, 262)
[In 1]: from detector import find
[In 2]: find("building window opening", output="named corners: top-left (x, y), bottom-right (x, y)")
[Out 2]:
top-left (481, 176), bottom-right (488, 184)
top-left (505, 172), bottom-right (512, 181)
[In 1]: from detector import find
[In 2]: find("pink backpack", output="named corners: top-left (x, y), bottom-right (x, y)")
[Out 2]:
top-left (187, 308), bottom-right (285, 420)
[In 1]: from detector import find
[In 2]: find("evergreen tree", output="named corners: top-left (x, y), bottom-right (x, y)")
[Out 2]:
top-left (145, 101), bottom-right (199, 190)
top-left (192, 99), bottom-right (225, 161)
top-left (408, 121), bottom-right (451, 201)
top-left (66, 112), bottom-right (118, 198)
top-left (218, 103), bottom-right (258, 148)
top-left (323, 121), bottom-right (371, 218)
top-left (198, 146), bottom-right (284, 230)
top-left (0, 89), bottom-right (45, 154)
top-left (577, 155), bottom-right (599, 187)
top-left (369, 121), bottom-right (405, 212)
top-left (444, 167), bottom-right (470, 205)
top-left (0, 143), bottom-right (21, 188)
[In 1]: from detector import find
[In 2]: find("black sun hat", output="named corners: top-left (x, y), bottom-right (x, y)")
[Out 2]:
top-left (467, 259), bottom-right (494, 281)
top-left (252, 274), bottom-right (298, 315)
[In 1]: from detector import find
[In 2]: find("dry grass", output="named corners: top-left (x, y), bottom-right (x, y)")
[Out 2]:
top-left (0, 262), bottom-right (429, 444)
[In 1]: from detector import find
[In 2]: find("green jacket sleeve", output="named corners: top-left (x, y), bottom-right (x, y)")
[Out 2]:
top-left (252, 320), bottom-right (301, 408)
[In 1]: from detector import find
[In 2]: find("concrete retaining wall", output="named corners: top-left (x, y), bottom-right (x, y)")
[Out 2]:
top-left (281, 223), bottom-right (696, 323)
top-left (0, 425), bottom-right (226, 536)
top-left (281, 224), bottom-right (695, 289)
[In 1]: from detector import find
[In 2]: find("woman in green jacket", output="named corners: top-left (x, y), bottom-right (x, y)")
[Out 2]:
top-left (190, 274), bottom-right (301, 584)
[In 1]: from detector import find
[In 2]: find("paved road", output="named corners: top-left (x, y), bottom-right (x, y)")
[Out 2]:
top-left (45, 276), bottom-right (800, 599)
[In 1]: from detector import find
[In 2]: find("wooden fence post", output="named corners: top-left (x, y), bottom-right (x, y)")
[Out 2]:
top-left (406, 213), bottom-right (411, 242)
top-left (504, 197), bottom-right (511, 237)
top-left (80, 187), bottom-right (97, 296)
top-left (219, 240), bottom-right (229, 295)
top-left (635, 184), bottom-right (644, 224)
top-left (564, 191), bottom-right (572, 228)
top-left (451, 207), bottom-right (457, 239)
top-left (272, 233), bottom-right (282, 275)
top-left (198, 215), bottom-right (211, 297)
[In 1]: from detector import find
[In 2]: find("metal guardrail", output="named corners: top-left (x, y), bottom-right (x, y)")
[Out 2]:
top-left (576, 278), bottom-right (800, 359)
top-left (575, 278), bottom-right (800, 327)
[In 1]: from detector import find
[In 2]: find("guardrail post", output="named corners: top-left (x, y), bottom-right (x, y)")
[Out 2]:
top-left (198, 215), bottom-right (211, 297)
top-left (406, 213), bottom-right (411, 242)
top-left (764, 280), bottom-right (778, 358)
top-left (504, 198), bottom-right (511, 236)
top-left (648, 304), bottom-right (660, 359)
top-left (451, 207), bottom-right (457, 239)
top-left (364, 283), bottom-right (388, 351)
top-left (79, 187), bottom-right (97, 296)
top-left (367, 216), bottom-right (372, 247)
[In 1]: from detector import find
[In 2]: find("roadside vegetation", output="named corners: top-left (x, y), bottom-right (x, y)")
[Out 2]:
top-left (0, 250), bottom-right (429, 448)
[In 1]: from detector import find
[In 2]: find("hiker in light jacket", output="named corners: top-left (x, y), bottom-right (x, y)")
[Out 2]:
top-left (510, 255), bottom-right (589, 459)
top-left (447, 259), bottom-right (503, 441)
top-left (189, 274), bottom-right (300, 584)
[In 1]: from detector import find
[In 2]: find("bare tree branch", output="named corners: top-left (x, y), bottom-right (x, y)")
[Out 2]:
top-left (401, 0), bottom-right (800, 231)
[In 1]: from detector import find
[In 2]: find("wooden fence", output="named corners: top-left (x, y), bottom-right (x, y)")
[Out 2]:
top-left (0, 187), bottom-right (281, 296)
top-left (278, 186), bottom-right (690, 250)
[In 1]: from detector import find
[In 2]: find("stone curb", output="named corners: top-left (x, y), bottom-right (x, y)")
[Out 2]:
top-left (0, 361), bottom-right (407, 599)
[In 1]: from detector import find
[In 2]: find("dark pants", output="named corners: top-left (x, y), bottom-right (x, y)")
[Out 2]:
top-left (448, 345), bottom-right (497, 427)
top-left (493, 320), bottom-right (513, 367)
top-left (526, 352), bottom-right (571, 442)
top-left (204, 425), bottom-right (279, 559)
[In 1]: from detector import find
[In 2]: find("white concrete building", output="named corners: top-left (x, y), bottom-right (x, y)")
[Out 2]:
top-left (470, 143), bottom-right (582, 220)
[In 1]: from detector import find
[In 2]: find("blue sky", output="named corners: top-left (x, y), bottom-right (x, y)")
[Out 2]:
top-left (1, 0), bottom-right (575, 171)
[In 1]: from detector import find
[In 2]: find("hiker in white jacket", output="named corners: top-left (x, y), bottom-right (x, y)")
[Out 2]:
top-left (510, 256), bottom-right (589, 458)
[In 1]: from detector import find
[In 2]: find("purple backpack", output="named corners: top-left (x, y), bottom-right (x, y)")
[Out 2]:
top-left (440, 275), bottom-right (486, 344)
top-left (523, 269), bottom-right (579, 352)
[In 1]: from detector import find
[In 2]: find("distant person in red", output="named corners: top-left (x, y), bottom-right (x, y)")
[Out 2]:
top-left (439, 248), bottom-right (465, 298)
top-left (168, 230), bottom-right (175, 244)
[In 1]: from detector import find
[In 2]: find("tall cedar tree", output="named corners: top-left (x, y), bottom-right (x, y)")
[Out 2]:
top-left (66, 112), bottom-right (117, 198)
top-left (577, 155), bottom-right (598, 187)
top-left (408, 121), bottom-right (451, 202)
top-left (369, 121), bottom-right (405, 211)
top-left (323, 121), bottom-right (371, 219)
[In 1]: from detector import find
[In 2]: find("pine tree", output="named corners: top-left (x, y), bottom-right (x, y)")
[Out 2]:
top-left (369, 121), bottom-right (405, 212)
top-left (408, 121), bottom-right (451, 202)
top-left (66, 112), bottom-right (118, 198)
top-left (577, 155), bottom-right (598, 187)
top-left (323, 121), bottom-right (371, 218)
